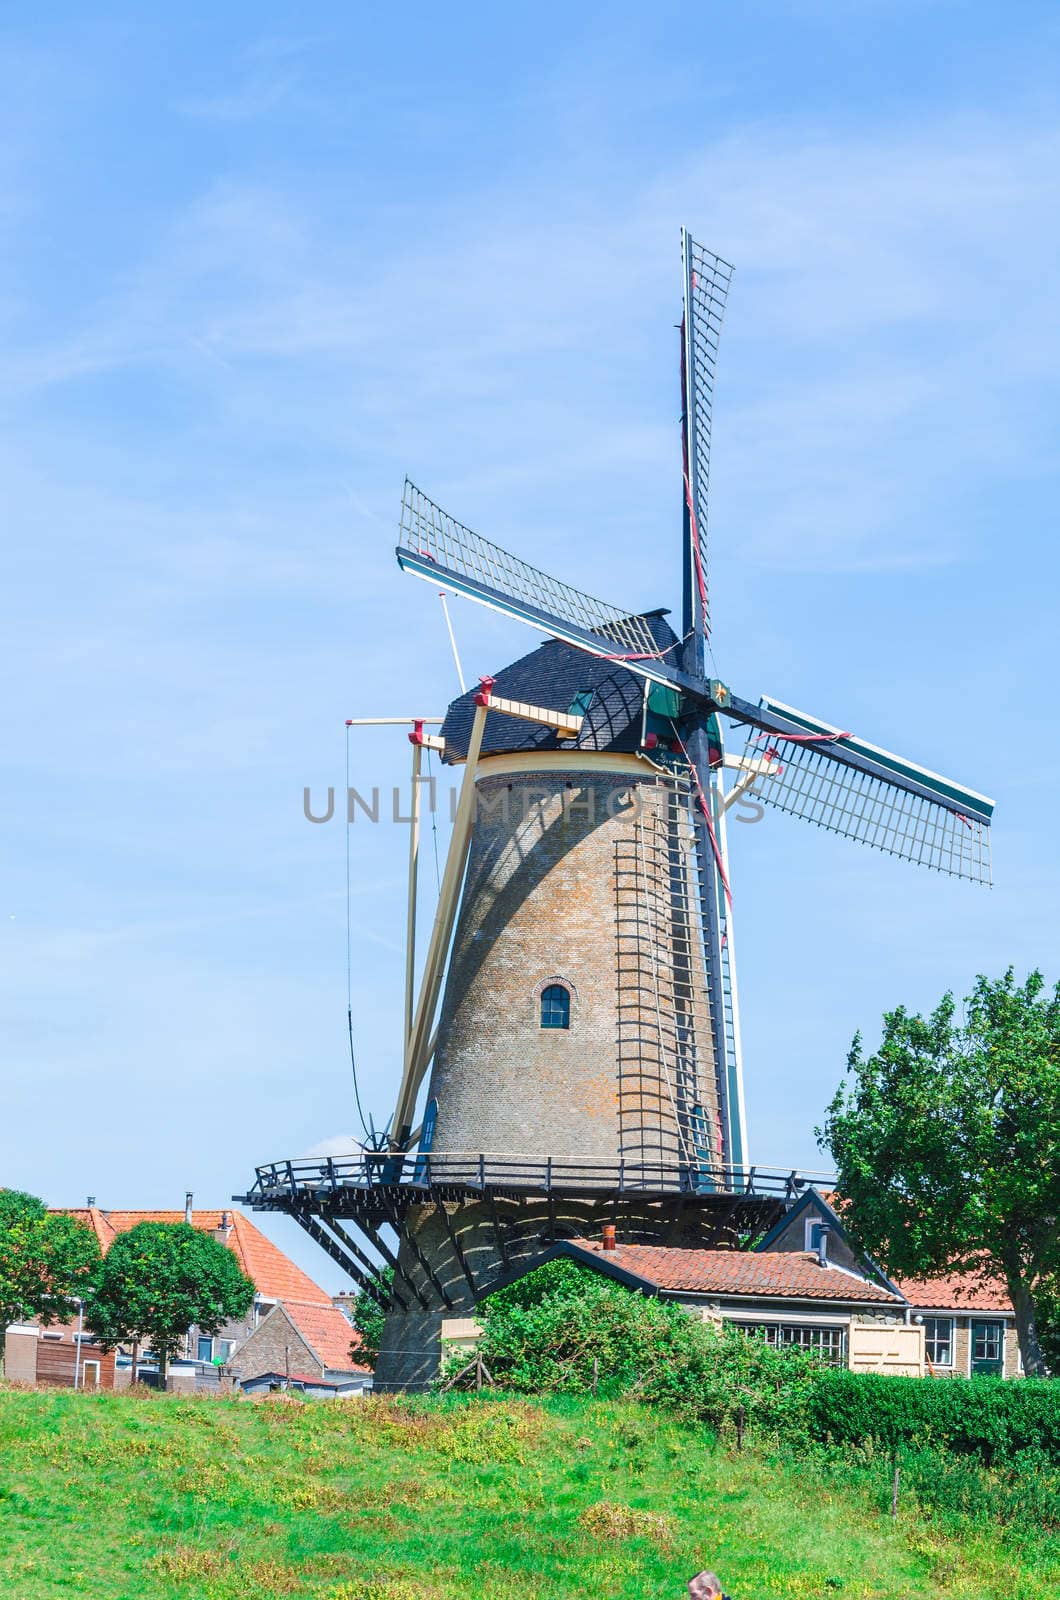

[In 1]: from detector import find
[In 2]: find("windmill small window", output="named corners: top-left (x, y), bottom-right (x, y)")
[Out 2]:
top-left (540, 983), bottom-right (571, 1030)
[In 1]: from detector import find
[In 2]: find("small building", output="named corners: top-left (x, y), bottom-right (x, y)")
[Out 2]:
top-left (228, 1298), bottom-right (372, 1392)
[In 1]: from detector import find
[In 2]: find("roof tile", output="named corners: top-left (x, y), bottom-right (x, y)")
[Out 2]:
top-left (283, 1300), bottom-right (371, 1372)
top-left (56, 1208), bottom-right (333, 1307)
top-left (569, 1241), bottom-right (902, 1303)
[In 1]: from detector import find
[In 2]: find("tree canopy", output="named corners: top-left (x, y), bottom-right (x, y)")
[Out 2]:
top-left (0, 1190), bottom-right (100, 1366)
top-left (819, 968), bottom-right (1060, 1377)
top-left (88, 1221), bottom-right (254, 1373)
top-left (351, 1266), bottom-right (393, 1369)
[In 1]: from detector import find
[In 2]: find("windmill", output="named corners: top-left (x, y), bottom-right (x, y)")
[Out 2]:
top-left (239, 230), bottom-right (994, 1390)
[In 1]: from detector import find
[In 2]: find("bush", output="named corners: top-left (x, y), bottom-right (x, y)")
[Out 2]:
top-left (457, 1259), bottom-right (821, 1435)
top-left (807, 1369), bottom-right (1060, 1465)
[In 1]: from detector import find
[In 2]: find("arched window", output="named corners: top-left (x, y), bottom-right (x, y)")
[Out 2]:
top-left (540, 983), bottom-right (571, 1030)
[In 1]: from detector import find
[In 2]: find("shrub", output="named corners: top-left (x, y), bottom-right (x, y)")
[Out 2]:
top-left (458, 1259), bottom-right (820, 1435)
top-left (807, 1369), bottom-right (1060, 1465)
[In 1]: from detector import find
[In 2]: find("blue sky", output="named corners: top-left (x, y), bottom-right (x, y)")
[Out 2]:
top-left (3, 3), bottom-right (1058, 1286)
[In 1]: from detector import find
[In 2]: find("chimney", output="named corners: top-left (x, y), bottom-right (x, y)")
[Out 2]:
top-left (602, 1223), bottom-right (617, 1253)
top-left (816, 1226), bottom-right (830, 1268)
top-left (184, 1191), bottom-right (194, 1225)
top-left (214, 1210), bottom-right (232, 1244)
top-left (86, 1196), bottom-right (96, 1208)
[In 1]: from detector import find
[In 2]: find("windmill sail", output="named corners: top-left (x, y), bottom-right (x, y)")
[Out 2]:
top-left (681, 233), bottom-right (734, 646)
top-left (397, 480), bottom-right (686, 690)
top-left (742, 697), bottom-right (993, 884)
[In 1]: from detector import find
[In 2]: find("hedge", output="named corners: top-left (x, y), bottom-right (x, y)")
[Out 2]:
top-left (807, 1369), bottom-right (1060, 1464)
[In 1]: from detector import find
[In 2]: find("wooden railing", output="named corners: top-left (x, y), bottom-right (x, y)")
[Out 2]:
top-left (242, 1151), bottom-right (833, 1203)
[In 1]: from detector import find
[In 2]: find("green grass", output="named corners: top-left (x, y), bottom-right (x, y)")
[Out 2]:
top-left (0, 1384), bottom-right (1057, 1599)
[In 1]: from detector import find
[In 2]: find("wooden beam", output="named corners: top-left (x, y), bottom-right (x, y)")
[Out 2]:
top-left (391, 699), bottom-right (489, 1141)
top-left (356, 1215), bottom-right (430, 1312)
top-left (387, 1203), bottom-right (456, 1310)
top-left (404, 738), bottom-right (422, 1050)
top-left (483, 692), bottom-right (584, 737)
top-left (438, 1201), bottom-right (478, 1298)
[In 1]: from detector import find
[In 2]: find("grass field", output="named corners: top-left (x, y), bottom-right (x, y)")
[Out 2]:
top-left (0, 1384), bottom-right (1056, 1599)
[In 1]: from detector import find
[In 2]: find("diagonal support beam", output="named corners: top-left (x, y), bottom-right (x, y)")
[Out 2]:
top-left (354, 1214), bottom-right (430, 1312)
top-left (381, 1198), bottom-right (455, 1309)
top-left (438, 1201), bottom-right (478, 1298)
top-left (323, 1213), bottom-right (409, 1314)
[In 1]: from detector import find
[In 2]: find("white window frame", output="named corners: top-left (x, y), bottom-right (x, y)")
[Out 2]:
top-left (81, 1359), bottom-right (101, 1389)
top-left (735, 1319), bottom-right (847, 1366)
top-left (923, 1316), bottom-right (955, 1369)
top-left (196, 1335), bottom-right (214, 1363)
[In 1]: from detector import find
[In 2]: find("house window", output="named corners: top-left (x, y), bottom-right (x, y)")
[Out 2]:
top-left (540, 984), bottom-right (571, 1029)
top-left (81, 1360), bottom-right (101, 1389)
top-left (739, 1322), bottom-right (846, 1366)
top-left (197, 1336), bottom-right (213, 1363)
top-left (218, 1340), bottom-right (234, 1363)
top-left (923, 1316), bottom-right (954, 1368)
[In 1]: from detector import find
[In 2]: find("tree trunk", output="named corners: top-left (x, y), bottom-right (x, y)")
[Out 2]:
top-left (1007, 1272), bottom-right (1047, 1376)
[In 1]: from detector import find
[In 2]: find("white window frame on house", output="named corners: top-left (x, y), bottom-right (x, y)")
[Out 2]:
top-left (218, 1339), bottom-right (234, 1362)
top-left (40, 1331), bottom-right (63, 1342)
top-left (922, 1316), bottom-right (955, 1370)
top-left (81, 1359), bottom-right (101, 1389)
top-left (196, 1335), bottom-right (214, 1363)
top-left (735, 1320), bottom-right (847, 1366)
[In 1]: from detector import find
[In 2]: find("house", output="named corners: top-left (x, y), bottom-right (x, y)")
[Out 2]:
top-left (227, 1298), bottom-right (372, 1393)
top-left (787, 1190), bottom-right (1023, 1379)
top-left (6, 1200), bottom-right (371, 1391)
top-left (464, 1189), bottom-right (1021, 1380)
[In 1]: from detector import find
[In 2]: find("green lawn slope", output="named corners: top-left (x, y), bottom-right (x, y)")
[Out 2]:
top-left (0, 1385), bottom-right (1054, 1599)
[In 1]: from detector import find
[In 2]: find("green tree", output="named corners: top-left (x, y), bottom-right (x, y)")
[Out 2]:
top-left (88, 1222), bottom-right (254, 1382)
top-left (351, 1266), bottom-right (393, 1368)
top-left (0, 1191), bottom-right (100, 1371)
top-left (819, 969), bottom-right (1060, 1378)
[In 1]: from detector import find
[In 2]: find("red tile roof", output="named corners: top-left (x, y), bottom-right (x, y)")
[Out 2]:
top-left (57, 1209), bottom-right (332, 1307)
top-left (895, 1272), bottom-right (1013, 1314)
top-left (568, 1241), bottom-right (902, 1303)
top-left (283, 1300), bottom-right (371, 1373)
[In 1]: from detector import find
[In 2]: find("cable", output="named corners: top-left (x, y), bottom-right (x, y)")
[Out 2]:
top-left (344, 722), bottom-right (372, 1142)
top-left (438, 591), bottom-right (466, 693)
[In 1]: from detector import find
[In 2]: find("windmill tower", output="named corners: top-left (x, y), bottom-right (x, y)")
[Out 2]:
top-left (239, 230), bottom-right (994, 1391)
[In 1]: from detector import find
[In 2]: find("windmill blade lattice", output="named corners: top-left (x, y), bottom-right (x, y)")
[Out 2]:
top-left (682, 235), bottom-right (734, 640)
top-left (744, 726), bottom-right (992, 884)
top-left (399, 479), bottom-right (661, 659)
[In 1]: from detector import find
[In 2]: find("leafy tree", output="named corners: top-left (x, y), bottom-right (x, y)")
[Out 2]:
top-left (351, 1266), bottom-right (393, 1368)
top-left (88, 1222), bottom-right (254, 1381)
top-left (819, 969), bottom-right (1060, 1378)
top-left (0, 1191), bottom-right (100, 1371)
